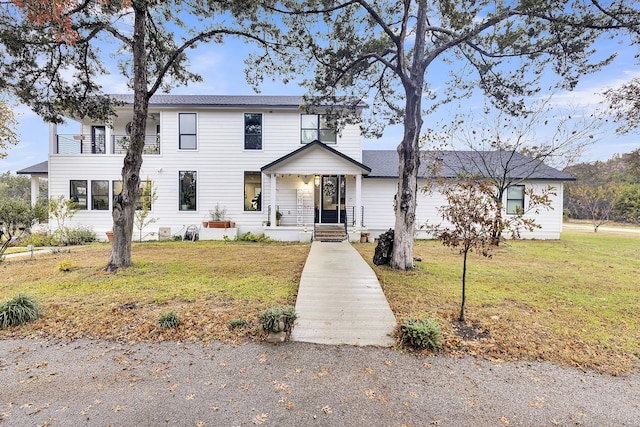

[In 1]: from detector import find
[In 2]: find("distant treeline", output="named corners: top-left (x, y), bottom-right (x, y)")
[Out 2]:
top-left (564, 149), bottom-right (640, 225)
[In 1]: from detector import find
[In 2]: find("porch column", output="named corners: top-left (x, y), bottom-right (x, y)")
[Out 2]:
top-left (105, 125), bottom-right (112, 154)
top-left (30, 176), bottom-right (39, 206)
top-left (270, 173), bottom-right (277, 226)
top-left (49, 123), bottom-right (57, 154)
top-left (355, 174), bottom-right (362, 229)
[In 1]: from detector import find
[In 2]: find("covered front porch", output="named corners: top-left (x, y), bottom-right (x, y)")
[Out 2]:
top-left (260, 141), bottom-right (371, 242)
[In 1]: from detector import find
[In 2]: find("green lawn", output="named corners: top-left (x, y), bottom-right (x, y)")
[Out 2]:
top-left (1, 229), bottom-right (638, 375)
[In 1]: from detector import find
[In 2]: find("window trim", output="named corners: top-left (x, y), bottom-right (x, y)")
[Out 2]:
top-left (244, 113), bottom-right (263, 150)
top-left (91, 180), bottom-right (109, 211)
top-left (178, 113), bottom-right (197, 150)
top-left (506, 185), bottom-right (525, 215)
top-left (300, 114), bottom-right (337, 145)
top-left (70, 180), bottom-right (88, 210)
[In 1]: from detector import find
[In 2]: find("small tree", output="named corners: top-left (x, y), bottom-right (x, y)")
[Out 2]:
top-left (134, 179), bottom-right (158, 242)
top-left (569, 183), bottom-right (622, 231)
top-left (0, 199), bottom-right (38, 259)
top-left (48, 195), bottom-right (78, 244)
top-left (428, 177), bottom-right (553, 321)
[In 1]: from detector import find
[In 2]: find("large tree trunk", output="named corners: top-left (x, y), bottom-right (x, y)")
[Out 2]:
top-left (106, 3), bottom-right (148, 272)
top-left (389, 1), bottom-right (428, 271)
top-left (390, 86), bottom-right (422, 270)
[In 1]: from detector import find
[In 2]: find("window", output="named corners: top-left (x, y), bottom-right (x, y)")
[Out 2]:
top-left (179, 113), bottom-right (197, 149)
top-left (91, 180), bottom-right (109, 210)
top-left (179, 171), bottom-right (197, 211)
top-left (301, 114), bottom-right (336, 144)
top-left (112, 180), bottom-right (152, 210)
top-left (70, 180), bottom-right (87, 210)
top-left (244, 172), bottom-right (262, 211)
top-left (506, 185), bottom-right (525, 215)
top-left (244, 113), bottom-right (262, 150)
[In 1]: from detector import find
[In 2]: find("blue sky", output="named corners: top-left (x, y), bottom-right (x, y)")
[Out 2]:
top-left (1, 33), bottom-right (639, 175)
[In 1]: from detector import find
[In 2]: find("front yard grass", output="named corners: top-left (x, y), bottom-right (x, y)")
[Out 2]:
top-left (1, 229), bottom-right (638, 375)
top-left (356, 228), bottom-right (640, 375)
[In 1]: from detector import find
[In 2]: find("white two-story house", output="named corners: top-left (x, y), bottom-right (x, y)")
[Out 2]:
top-left (20, 94), bottom-right (573, 242)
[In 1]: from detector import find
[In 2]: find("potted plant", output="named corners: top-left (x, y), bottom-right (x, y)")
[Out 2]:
top-left (205, 204), bottom-right (230, 228)
top-left (276, 210), bottom-right (283, 226)
top-left (259, 306), bottom-right (297, 343)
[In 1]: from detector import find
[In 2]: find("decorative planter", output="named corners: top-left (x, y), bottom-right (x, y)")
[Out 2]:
top-left (105, 231), bottom-right (114, 243)
top-left (205, 221), bottom-right (231, 228)
top-left (360, 233), bottom-right (370, 243)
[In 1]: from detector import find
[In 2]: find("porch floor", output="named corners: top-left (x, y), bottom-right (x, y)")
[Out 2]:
top-left (290, 241), bottom-right (396, 346)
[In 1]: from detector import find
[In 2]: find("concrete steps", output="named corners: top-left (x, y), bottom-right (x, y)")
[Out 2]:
top-left (313, 224), bottom-right (347, 242)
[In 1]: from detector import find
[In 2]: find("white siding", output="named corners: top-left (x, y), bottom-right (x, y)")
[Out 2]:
top-left (361, 178), bottom-right (565, 240)
top-left (49, 105), bottom-right (363, 240)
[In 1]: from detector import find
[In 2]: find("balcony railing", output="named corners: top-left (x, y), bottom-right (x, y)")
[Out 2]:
top-left (111, 135), bottom-right (160, 155)
top-left (55, 134), bottom-right (160, 155)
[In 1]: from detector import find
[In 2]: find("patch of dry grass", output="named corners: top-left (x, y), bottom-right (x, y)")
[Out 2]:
top-left (0, 241), bottom-right (309, 344)
top-left (355, 228), bottom-right (640, 375)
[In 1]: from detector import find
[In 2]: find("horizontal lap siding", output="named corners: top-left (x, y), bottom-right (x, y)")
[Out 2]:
top-left (361, 179), bottom-right (564, 239)
top-left (49, 107), bottom-right (363, 239)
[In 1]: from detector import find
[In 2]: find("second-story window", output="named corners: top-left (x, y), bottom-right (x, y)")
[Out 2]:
top-left (301, 114), bottom-right (336, 144)
top-left (244, 113), bottom-right (262, 150)
top-left (179, 113), bottom-right (197, 150)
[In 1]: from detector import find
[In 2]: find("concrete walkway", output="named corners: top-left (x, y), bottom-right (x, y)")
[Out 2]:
top-left (291, 241), bottom-right (397, 347)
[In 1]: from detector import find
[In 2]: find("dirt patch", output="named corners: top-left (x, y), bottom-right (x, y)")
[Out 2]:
top-left (453, 321), bottom-right (491, 341)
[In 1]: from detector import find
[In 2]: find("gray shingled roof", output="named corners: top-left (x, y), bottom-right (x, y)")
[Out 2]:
top-left (17, 161), bottom-right (48, 175)
top-left (111, 94), bottom-right (367, 109)
top-left (362, 150), bottom-right (575, 181)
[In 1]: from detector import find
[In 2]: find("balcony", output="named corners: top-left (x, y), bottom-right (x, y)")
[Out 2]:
top-left (55, 134), bottom-right (160, 155)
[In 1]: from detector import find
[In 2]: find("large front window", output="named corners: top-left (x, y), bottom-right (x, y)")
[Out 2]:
top-left (244, 113), bottom-right (262, 150)
top-left (301, 114), bottom-right (336, 144)
top-left (179, 171), bottom-right (197, 211)
top-left (506, 185), bottom-right (525, 215)
top-left (91, 180), bottom-right (109, 210)
top-left (179, 113), bottom-right (197, 149)
top-left (70, 180), bottom-right (87, 210)
top-left (244, 172), bottom-right (262, 211)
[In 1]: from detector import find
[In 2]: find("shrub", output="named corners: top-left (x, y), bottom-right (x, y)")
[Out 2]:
top-left (54, 226), bottom-right (96, 246)
top-left (56, 260), bottom-right (74, 272)
top-left (259, 305), bottom-right (297, 336)
top-left (238, 232), bottom-right (270, 242)
top-left (400, 317), bottom-right (441, 350)
top-left (228, 318), bottom-right (251, 330)
top-left (0, 294), bottom-right (41, 329)
top-left (26, 232), bottom-right (55, 247)
top-left (158, 311), bottom-right (180, 329)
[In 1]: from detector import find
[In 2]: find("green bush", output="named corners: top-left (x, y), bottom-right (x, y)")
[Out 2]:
top-left (228, 318), bottom-right (251, 330)
top-left (158, 311), bottom-right (180, 329)
top-left (400, 317), bottom-right (441, 350)
top-left (26, 232), bottom-right (55, 247)
top-left (238, 232), bottom-right (270, 242)
top-left (53, 226), bottom-right (96, 246)
top-left (259, 305), bottom-right (297, 335)
top-left (0, 294), bottom-right (41, 329)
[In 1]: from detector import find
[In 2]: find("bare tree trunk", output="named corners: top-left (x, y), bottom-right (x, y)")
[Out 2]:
top-left (106, 3), bottom-right (148, 272)
top-left (460, 249), bottom-right (468, 322)
top-left (390, 87), bottom-right (422, 270)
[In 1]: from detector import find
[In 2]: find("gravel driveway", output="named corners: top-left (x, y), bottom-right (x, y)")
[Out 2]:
top-left (1, 338), bottom-right (638, 426)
